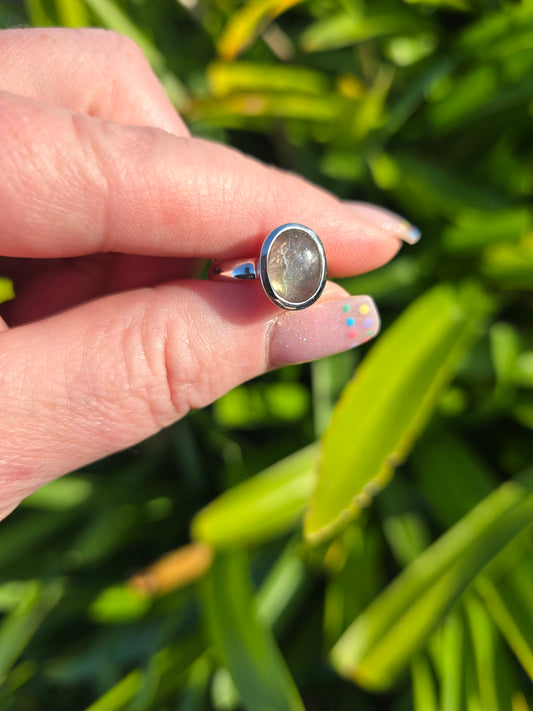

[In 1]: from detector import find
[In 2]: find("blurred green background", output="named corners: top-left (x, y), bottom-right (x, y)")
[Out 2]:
top-left (1, 0), bottom-right (533, 709)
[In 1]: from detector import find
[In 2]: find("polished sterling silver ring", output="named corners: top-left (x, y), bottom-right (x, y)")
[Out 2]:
top-left (208, 223), bottom-right (327, 311)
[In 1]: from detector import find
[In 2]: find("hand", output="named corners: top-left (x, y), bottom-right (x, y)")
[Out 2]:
top-left (0, 28), bottom-right (417, 521)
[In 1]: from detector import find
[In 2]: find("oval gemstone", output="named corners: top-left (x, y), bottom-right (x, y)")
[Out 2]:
top-left (266, 228), bottom-right (323, 304)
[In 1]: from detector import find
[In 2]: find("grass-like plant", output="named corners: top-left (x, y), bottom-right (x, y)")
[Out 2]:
top-left (1, 0), bottom-right (532, 709)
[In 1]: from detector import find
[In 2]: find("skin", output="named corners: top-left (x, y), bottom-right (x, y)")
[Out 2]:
top-left (0, 28), bottom-right (403, 521)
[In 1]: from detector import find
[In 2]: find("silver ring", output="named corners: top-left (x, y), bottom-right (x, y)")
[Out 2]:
top-left (209, 223), bottom-right (327, 311)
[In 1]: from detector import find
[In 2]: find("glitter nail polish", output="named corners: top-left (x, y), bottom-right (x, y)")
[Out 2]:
top-left (270, 296), bottom-right (380, 364)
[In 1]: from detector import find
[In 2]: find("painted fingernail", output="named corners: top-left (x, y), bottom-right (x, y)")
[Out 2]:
top-left (346, 201), bottom-right (421, 245)
top-left (270, 296), bottom-right (380, 365)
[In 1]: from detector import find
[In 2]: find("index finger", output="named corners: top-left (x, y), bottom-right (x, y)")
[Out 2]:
top-left (0, 92), bottom-right (411, 276)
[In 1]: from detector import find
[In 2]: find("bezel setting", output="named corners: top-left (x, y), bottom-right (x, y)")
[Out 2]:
top-left (258, 223), bottom-right (327, 311)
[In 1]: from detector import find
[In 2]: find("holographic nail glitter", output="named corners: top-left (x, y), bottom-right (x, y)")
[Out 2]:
top-left (270, 295), bottom-right (380, 364)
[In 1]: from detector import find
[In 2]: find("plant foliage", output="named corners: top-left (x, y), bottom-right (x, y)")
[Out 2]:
top-left (1, 0), bottom-right (533, 709)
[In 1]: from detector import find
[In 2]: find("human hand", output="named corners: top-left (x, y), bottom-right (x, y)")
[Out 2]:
top-left (0, 28), bottom-right (419, 521)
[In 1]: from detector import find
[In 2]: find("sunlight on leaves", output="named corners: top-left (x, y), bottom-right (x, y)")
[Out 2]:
top-left (217, 0), bottom-right (304, 60)
top-left (192, 444), bottom-right (317, 548)
top-left (330, 476), bottom-right (533, 690)
top-left (305, 283), bottom-right (492, 543)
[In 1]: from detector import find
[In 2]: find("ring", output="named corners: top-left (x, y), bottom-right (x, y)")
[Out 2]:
top-left (208, 223), bottom-right (327, 311)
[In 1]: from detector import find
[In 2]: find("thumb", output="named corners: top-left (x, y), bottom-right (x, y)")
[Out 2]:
top-left (0, 281), bottom-right (379, 519)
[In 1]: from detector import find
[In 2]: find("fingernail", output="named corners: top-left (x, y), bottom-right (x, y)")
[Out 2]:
top-left (346, 201), bottom-right (421, 245)
top-left (270, 296), bottom-right (380, 365)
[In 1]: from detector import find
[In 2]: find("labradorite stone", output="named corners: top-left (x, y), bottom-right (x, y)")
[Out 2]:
top-left (267, 229), bottom-right (322, 303)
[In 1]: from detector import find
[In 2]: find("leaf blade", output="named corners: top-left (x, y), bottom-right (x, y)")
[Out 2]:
top-left (202, 551), bottom-right (304, 711)
top-left (330, 477), bottom-right (533, 690)
top-left (306, 283), bottom-right (492, 543)
top-left (192, 444), bottom-right (317, 548)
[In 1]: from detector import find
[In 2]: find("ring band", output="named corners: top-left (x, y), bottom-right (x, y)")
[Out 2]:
top-left (209, 223), bottom-right (327, 311)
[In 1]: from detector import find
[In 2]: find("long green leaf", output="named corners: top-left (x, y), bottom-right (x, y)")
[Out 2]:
top-left (465, 595), bottom-right (505, 711)
top-left (23, 0), bottom-right (55, 25)
top-left (411, 654), bottom-right (439, 711)
top-left (477, 569), bottom-right (533, 681)
top-left (82, 0), bottom-right (187, 108)
top-left (412, 423), bottom-right (497, 528)
top-left (0, 581), bottom-right (63, 680)
top-left (82, 0), bottom-right (160, 68)
top-left (208, 62), bottom-right (329, 98)
top-left (439, 611), bottom-right (464, 711)
top-left (188, 92), bottom-right (341, 125)
top-left (217, 0), bottom-right (304, 61)
top-left (305, 283), bottom-right (492, 543)
top-left (54, 0), bottom-right (89, 26)
top-left (256, 538), bottom-right (309, 633)
top-left (330, 475), bottom-right (533, 690)
top-left (191, 444), bottom-right (317, 548)
top-left (202, 551), bottom-right (304, 711)
top-left (83, 671), bottom-right (143, 711)
top-left (300, 11), bottom-right (430, 52)
top-left (82, 635), bottom-right (205, 711)
top-left (413, 426), bottom-right (533, 681)
top-left (323, 524), bottom-right (384, 649)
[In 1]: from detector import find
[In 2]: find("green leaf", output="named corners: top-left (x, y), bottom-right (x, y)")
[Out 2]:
top-left (89, 585), bottom-right (151, 624)
top-left (80, 635), bottom-right (206, 711)
top-left (441, 208), bottom-right (532, 253)
top-left (403, 0), bottom-right (470, 11)
top-left (0, 581), bottom-right (63, 680)
top-left (54, 0), bottom-right (89, 26)
top-left (82, 0), bottom-right (187, 108)
top-left (0, 511), bottom-right (78, 569)
top-left (382, 57), bottom-right (453, 136)
top-left (208, 62), bottom-right (329, 98)
top-left (311, 351), bottom-right (356, 437)
top-left (305, 283), bottom-right (492, 543)
top-left (214, 382), bottom-right (310, 428)
top-left (412, 423), bottom-right (497, 529)
top-left (0, 5), bottom-right (28, 28)
top-left (217, 0), bottom-right (304, 61)
top-left (256, 538), bottom-right (309, 633)
top-left (0, 278), bottom-right (14, 305)
top-left (330, 475), bottom-right (533, 690)
top-left (323, 524), bottom-right (384, 649)
top-left (413, 425), bottom-right (533, 682)
top-left (458, 6), bottom-right (533, 59)
top-left (477, 567), bottom-right (533, 681)
top-left (340, 257), bottom-right (421, 302)
top-left (490, 322), bottom-right (522, 401)
top-left (83, 0), bottom-right (158, 66)
top-left (383, 510), bottom-right (431, 568)
top-left (0, 583), bottom-right (36, 613)
top-left (300, 11), bottom-right (430, 52)
top-left (23, 0), bottom-right (55, 25)
top-left (515, 352), bottom-right (533, 388)
top-left (439, 610), bottom-right (464, 711)
top-left (191, 444), bottom-right (317, 549)
top-left (464, 595), bottom-right (506, 711)
top-left (83, 671), bottom-right (143, 711)
top-left (389, 154), bottom-right (507, 217)
top-left (202, 551), bottom-right (305, 711)
top-left (188, 92), bottom-right (341, 126)
top-left (411, 653), bottom-right (438, 711)
top-left (482, 237), bottom-right (533, 290)
top-left (21, 476), bottom-right (93, 511)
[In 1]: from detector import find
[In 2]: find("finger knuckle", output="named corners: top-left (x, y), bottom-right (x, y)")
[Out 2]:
top-left (125, 289), bottom-right (215, 429)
